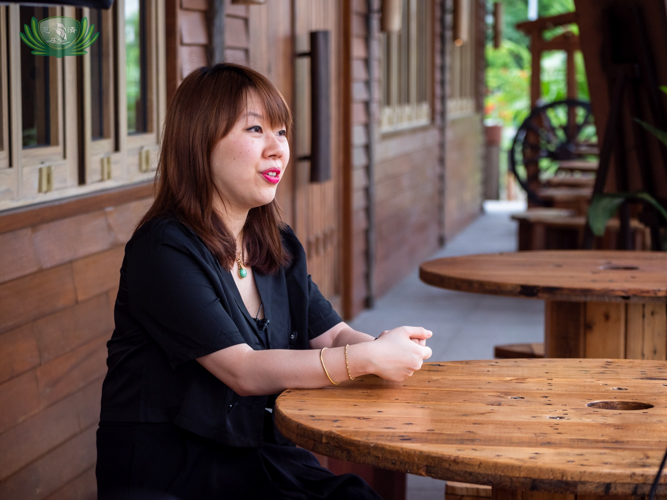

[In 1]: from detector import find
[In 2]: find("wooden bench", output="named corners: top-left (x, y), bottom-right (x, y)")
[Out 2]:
top-left (534, 186), bottom-right (592, 214)
top-left (556, 160), bottom-right (598, 173)
top-left (494, 342), bottom-right (545, 359)
top-left (511, 211), bottom-right (650, 251)
top-left (544, 176), bottom-right (595, 188)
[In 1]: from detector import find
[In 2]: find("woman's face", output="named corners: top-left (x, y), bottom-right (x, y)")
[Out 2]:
top-left (210, 91), bottom-right (290, 216)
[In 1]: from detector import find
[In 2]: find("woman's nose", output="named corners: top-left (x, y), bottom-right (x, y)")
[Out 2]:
top-left (265, 134), bottom-right (286, 158)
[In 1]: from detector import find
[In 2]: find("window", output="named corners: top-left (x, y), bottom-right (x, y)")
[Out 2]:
top-left (448, 0), bottom-right (478, 118)
top-left (381, 0), bottom-right (433, 133)
top-left (0, 0), bottom-right (165, 212)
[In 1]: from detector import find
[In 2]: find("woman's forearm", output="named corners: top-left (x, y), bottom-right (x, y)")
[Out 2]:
top-left (198, 325), bottom-right (432, 396)
top-left (198, 342), bottom-right (372, 396)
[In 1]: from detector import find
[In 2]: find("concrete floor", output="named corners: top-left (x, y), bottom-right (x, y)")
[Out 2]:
top-left (347, 201), bottom-right (545, 500)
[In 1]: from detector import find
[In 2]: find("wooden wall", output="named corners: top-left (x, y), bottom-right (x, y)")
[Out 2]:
top-left (166, 0), bottom-right (211, 105)
top-left (0, 185), bottom-right (152, 499)
top-left (348, 0), bottom-right (448, 303)
top-left (442, 0), bottom-right (485, 242)
top-left (444, 115), bottom-right (484, 239)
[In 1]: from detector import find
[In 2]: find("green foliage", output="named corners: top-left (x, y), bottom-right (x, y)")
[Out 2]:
top-left (587, 193), bottom-right (667, 245)
top-left (485, 0), bottom-right (588, 132)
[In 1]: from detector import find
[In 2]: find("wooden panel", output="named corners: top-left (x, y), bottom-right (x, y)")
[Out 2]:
top-left (0, 183), bottom-right (152, 236)
top-left (0, 324), bottom-right (40, 385)
top-left (625, 303), bottom-right (645, 360)
top-left (180, 45), bottom-right (208, 78)
top-left (0, 264), bottom-right (77, 335)
top-left (545, 301), bottom-right (585, 358)
top-left (0, 424), bottom-right (97, 500)
top-left (225, 16), bottom-right (248, 48)
top-left (0, 379), bottom-right (101, 481)
top-left (352, 58), bottom-right (369, 81)
top-left (352, 102), bottom-right (368, 124)
top-left (44, 466), bottom-right (96, 500)
top-left (36, 335), bottom-right (109, 409)
top-left (32, 211), bottom-right (115, 270)
top-left (644, 303), bottom-right (667, 360)
top-left (0, 370), bottom-right (40, 434)
top-left (224, 48), bottom-right (248, 65)
top-left (353, 81), bottom-right (370, 101)
top-left (584, 302), bottom-right (626, 358)
top-left (72, 246), bottom-right (125, 302)
top-left (180, 9), bottom-right (209, 45)
top-left (0, 228), bottom-right (39, 285)
top-left (181, 0), bottom-right (208, 10)
top-left (33, 294), bottom-right (114, 364)
top-left (225, 0), bottom-right (248, 17)
top-left (105, 198), bottom-right (151, 244)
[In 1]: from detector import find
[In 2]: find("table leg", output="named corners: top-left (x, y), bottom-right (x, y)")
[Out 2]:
top-left (544, 301), bottom-right (667, 359)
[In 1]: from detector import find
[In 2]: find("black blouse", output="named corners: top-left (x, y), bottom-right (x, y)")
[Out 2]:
top-left (99, 217), bottom-right (342, 448)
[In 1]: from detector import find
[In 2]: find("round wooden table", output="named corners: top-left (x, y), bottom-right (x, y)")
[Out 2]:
top-left (275, 359), bottom-right (667, 499)
top-left (419, 251), bottom-right (667, 360)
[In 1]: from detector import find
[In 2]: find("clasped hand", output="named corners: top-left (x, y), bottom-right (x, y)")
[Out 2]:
top-left (370, 326), bottom-right (432, 381)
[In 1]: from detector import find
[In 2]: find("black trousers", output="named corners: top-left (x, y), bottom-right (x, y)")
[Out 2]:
top-left (96, 422), bottom-right (383, 500)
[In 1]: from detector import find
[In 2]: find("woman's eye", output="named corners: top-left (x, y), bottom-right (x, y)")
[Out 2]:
top-left (248, 125), bottom-right (262, 133)
top-left (277, 129), bottom-right (287, 137)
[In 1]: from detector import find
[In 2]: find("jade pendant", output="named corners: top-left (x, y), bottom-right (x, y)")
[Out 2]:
top-left (238, 267), bottom-right (248, 279)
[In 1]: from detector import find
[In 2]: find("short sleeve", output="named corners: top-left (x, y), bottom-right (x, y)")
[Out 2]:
top-left (125, 221), bottom-right (246, 367)
top-left (306, 275), bottom-right (343, 340)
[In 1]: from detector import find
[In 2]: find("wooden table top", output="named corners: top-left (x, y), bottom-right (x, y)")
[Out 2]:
top-left (275, 359), bottom-right (667, 496)
top-left (419, 251), bottom-right (667, 302)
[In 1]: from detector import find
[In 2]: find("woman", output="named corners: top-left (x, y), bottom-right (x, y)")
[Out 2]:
top-left (96, 63), bottom-right (433, 500)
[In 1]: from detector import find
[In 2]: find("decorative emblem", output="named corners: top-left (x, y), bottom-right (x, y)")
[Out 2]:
top-left (20, 16), bottom-right (99, 58)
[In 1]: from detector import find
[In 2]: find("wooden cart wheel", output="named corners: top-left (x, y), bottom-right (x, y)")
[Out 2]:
top-left (509, 99), bottom-right (597, 204)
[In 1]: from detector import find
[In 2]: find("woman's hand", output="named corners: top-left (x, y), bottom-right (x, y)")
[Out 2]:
top-left (365, 326), bottom-right (432, 381)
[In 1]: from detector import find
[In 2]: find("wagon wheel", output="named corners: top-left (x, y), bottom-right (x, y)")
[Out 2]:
top-left (509, 99), bottom-right (598, 204)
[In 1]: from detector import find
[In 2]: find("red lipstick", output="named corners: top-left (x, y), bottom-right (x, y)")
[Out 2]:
top-left (261, 168), bottom-right (281, 184)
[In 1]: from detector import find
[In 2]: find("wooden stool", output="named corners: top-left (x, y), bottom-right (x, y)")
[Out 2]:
top-left (494, 342), bottom-right (545, 359)
top-left (445, 481), bottom-right (491, 499)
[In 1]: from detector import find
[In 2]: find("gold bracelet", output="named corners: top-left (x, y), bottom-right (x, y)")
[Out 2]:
top-left (344, 344), bottom-right (354, 381)
top-left (320, 347), bottom-right (339, 386)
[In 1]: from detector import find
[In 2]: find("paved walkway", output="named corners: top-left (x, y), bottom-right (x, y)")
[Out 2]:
top-left (347, 201), bottom-right (544, 500)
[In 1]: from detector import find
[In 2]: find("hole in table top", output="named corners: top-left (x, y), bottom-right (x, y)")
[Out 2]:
top-left (600, 264), bottom-right (639, 271)
top-left (587, 401), bottom-right (653, 411)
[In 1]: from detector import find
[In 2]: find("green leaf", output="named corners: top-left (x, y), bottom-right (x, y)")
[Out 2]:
top-left (23, 22), bottom-right (46, 49)
top-left (635, 118), bottom-right (667, 148)
top-left (20, 33), bottom-right (42, 51)
top-left (587, 194), bottom-right (626, 236)
top-left (587, 192), bottom-right (667, 239)
top-left (76, 32), bottom-right (99, 50)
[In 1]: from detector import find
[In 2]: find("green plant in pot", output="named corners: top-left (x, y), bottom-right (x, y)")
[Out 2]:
top-left (586, 87), bottom-right (667, 250)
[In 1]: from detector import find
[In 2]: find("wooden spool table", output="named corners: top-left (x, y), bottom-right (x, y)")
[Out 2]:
top-left (276, 359), bottom-right (667, 499)
top-left (419, 251), bottom-right (667, 360)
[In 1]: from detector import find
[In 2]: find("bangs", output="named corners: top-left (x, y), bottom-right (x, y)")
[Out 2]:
top-left (249, 77), bottom-right (293, 139)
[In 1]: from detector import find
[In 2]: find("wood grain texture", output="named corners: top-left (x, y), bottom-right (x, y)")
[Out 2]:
top-left (0, 264), bottom-right (77, 335)
top-left (0, 228), bottom-right (39, 285)
top-left (72, 246), bottom-right (125, 302)
top-left (420, 251), bottom-right (667, 303)
top-left (32, 211), bottom-right (115, 270)
top-left (276, 359), bottom-right (667, 496)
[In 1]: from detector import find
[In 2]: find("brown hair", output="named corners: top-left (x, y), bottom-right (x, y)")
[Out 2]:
top-left (137, 63), bottom-right (292, 274)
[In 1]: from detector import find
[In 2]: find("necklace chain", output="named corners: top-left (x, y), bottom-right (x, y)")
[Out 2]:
top-left (236, 230), bottom-right (247, 279)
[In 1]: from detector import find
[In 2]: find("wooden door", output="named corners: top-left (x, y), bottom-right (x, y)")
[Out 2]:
top-left (292, 0), bottom-right (342, 310)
